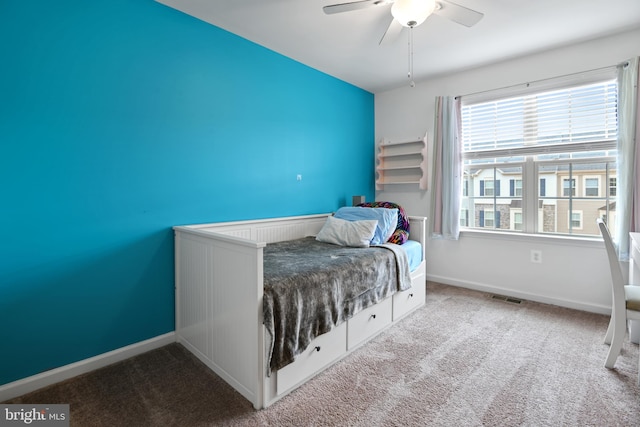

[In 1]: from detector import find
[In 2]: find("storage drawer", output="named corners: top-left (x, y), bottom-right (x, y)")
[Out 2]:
top-left (393, 273), bottom-right (426, 321)
top-left (276, 322), bottom-right (347, 395)
top-left (347, 297), bottom-right (392, 350)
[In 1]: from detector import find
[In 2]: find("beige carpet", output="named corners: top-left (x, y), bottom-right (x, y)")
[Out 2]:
top-left (6, 282), bottom-right (640, 426)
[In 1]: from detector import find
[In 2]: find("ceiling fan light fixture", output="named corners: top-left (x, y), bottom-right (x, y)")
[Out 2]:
top-left (391, 0), bottom-right (437, 28)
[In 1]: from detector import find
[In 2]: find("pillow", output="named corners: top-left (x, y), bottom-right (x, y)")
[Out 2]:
top-left (316, 216), bottom-right (378, 247)
top-left (357, 201), bottom-right (410, 244)
top-left (334, 207), bottom-right (398, 245)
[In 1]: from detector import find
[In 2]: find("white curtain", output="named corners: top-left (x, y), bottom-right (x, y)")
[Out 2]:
top-left (615, 57), bottom-right (639, 260)
top-left (431, 96), bottom-right (461, 240)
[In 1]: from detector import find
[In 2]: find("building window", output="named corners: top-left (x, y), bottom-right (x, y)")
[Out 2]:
top-left (609, 177), bottom-right (617, 196)
top-left (511, 210), bottom-right (523, 231)
top-left (480, 179), bottom-right (499, 196)
top-left (563, 178), bottom-right (576, 197)
top-left (460, 72), bottom-right (618, 237)
top-left (460, 209), bottom-right (469, 227)
top-left (482, 210), bottom-right (495, 227)
top-left (510, 179), bottom-right (523, 197)
top-left (584, 177), bottom-right (599, 197)
top-left (569, 211), bottom-right (583, 230)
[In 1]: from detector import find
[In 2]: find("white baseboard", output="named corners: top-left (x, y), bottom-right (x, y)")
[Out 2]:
top-left (0, 332), bottom-right (176, 402)
top-left (426, 274), bottom-right (611, 315)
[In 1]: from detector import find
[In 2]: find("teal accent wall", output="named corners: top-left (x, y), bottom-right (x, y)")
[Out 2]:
top-left (0, 0), bottom-right (374, 385)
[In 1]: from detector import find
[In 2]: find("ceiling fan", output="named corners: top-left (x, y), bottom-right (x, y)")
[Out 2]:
top-left (323, 0), bottom-right (484, 86)
top-left (323, 0), bottom-right (484, 45)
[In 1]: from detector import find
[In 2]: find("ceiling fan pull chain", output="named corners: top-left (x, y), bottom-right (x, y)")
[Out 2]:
top-left (408, 25), bottom-right (415, 87)
top-left (407, 26), bottom-right (411, 80)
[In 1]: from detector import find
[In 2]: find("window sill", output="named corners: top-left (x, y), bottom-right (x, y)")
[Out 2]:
top-left (459, 228), bottom-right (603, 248)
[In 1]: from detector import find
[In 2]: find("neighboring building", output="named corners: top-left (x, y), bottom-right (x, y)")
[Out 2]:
top-left (461, 162), bottom-right (616, 237)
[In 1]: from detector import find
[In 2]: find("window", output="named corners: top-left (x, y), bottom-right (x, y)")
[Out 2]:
top-left (510, 179), bottom-right (523, 197)
top-left (460, 209), bottom-right (469, 227)
top-left (482, 210), bottom-right (496, 227)
top-left (563, 178), bottom-right (576, 197)
top-left (569, 211), bottom-right (583, 230)
top-left (609, 177), bottom-right (617, 196)
top-left (460, 73), bottom-right (618, 237)
top-left (511, 210), bottom-right (523, 231)
top-left (480, 179), bottom-right (499, 196)
top-left (584, 177), bottom-right (599, 197)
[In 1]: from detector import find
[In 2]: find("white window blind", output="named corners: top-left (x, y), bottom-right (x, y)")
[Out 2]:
top-left (461, 80), bottom-right (618, 159)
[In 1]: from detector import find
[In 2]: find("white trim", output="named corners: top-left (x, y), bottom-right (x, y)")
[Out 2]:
top-left (426, 274), bottom-right (610, 315)
top-left (0, 332), bottom-right (176, 402)
top-left (458, 228), bottom-right (604, 248)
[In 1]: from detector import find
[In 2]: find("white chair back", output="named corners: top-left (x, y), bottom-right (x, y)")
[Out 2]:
top-left (596, 218), bottom-right (627, 327)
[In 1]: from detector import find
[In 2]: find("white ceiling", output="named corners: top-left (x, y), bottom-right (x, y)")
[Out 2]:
top-left (155, 0), bottom-right (640, 93)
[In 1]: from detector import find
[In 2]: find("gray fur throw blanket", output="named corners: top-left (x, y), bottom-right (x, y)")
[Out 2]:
top-left (263, 237), bottom-right (412, 373)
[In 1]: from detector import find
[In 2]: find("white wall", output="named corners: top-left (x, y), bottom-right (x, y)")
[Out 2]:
top-left (375, 28), bottom-right (640, 314)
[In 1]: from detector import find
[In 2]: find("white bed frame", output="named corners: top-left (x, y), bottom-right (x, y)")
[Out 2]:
top-left (173, 213), bottom-right (427, 409)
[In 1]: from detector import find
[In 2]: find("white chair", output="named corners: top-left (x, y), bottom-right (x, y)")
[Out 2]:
top-left (596, 218), bottom-right (640, 383)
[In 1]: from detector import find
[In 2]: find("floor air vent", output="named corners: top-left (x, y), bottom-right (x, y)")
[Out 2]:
top-left (491, 294), bottom-right (522, 304)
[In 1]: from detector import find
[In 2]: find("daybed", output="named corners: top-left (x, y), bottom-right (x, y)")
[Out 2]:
top-left (173, 208), bottom-right (427, 409)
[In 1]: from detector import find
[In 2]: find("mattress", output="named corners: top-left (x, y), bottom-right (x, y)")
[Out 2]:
top-left (402, 239), bottom-right (423, 272)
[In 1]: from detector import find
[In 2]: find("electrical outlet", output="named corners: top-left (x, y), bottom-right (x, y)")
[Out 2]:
top-left (530, 249), bottom-right (542, 263)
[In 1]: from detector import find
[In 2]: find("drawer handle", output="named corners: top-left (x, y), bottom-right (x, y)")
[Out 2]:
top-left (314, 346), bottom-right (321, 352)
top-left (370, 314), bottom-right (377, 320)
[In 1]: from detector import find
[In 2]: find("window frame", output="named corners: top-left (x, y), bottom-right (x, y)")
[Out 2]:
top-left (568, 210), bottom-right (584, 230)
top-left (562, 178), bottom-right (577, 197)
top-left (459, 69), bottom-right (618, 238)
top-left (609, 177), bottom-right (617, 197)
top-left (583, 176), bottom-right (600, 197)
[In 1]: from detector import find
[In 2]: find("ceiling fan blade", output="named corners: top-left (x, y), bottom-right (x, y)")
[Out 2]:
top-left (379, 15), bottom-right (403, 45)
top-left (434, 0), bottom-right (484, 27)
top-left (323, 0), bottom-right (389, 15)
